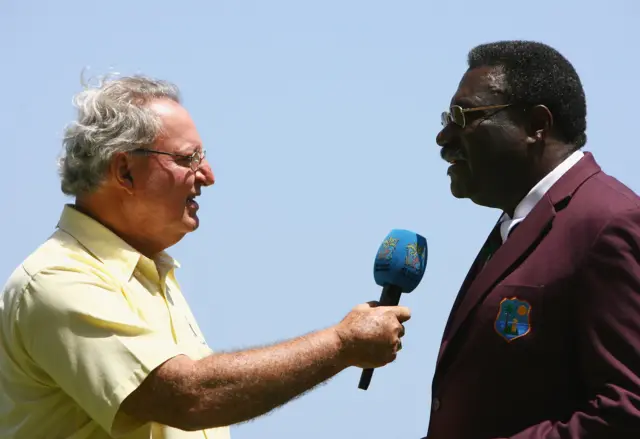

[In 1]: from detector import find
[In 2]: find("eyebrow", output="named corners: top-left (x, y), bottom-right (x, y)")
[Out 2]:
top-left (452, 97), bottom-right (479, 108)
top-left (178, 144), bottom-right (202, 155)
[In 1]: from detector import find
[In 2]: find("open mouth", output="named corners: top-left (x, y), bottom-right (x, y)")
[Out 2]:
top-left (440, 147), bottom-right (467, 166)
top-left (186, 194), bottom-right (199, 209)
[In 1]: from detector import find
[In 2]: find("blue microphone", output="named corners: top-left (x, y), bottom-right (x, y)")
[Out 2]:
top-left (358, 229), bottom-right (428, 390)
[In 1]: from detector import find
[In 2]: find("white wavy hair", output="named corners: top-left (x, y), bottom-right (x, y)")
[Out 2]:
top-left (58, 74), bottom-right (181, 196)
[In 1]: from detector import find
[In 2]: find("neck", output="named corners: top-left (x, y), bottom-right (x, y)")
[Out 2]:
top-left (499, 143), bottom-right (575, 217)
top-left (74, 195), bottom-right (164, 260)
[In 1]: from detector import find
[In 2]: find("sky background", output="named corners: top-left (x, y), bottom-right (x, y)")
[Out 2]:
top-left (1, 1), bottom-right (639, 438)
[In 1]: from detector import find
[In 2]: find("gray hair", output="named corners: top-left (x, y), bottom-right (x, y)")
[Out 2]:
top-left (58, 74), bottom-right (181, 196)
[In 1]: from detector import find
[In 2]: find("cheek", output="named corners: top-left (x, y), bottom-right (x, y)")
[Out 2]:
top-left (461, 133), bottom-right (494, 176)
top-left (157, 169), bottom-right (194, 211)
top-left (144, 166), bottom-right (192, 194)
top-left (465, 123), bottom-right (516, 161)
top-left (133, 169), bottom-right (192, 212)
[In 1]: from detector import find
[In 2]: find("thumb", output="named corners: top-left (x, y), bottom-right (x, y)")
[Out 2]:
top-left (388, 305), bottom-right (412, 323)
top-left (353, 301), bottom-right (379, 311)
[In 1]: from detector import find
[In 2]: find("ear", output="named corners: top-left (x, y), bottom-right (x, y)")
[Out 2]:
top-left (525, 104), bottom-right (553, 145)
top-left (110, 152), bottom-right (135, 194)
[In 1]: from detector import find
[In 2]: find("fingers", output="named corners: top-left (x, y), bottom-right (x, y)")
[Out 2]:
top-left (398, 323), bottom-right (405, 338)
top-left (358, 301), bottom-right (411, 322)
top-left (394, 323), bottom-right (405, 354)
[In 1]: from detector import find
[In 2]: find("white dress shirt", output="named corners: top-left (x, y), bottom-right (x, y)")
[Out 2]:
top-left (499, 150), bottom-right (585, 243)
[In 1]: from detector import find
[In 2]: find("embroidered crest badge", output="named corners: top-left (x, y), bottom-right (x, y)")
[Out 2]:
top-left (494, 297), bottom-right (532, 342)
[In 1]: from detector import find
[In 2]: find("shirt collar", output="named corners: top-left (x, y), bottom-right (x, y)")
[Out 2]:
top-left (499, 150), bottom-right (584, 242)
top-left (56, 204), bottom-right (180, 282)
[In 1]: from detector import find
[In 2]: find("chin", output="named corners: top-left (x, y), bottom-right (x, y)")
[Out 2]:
top-left (183, 214), bottom-right (199, 231)
top-left (450, 187), bottom-right (467, 199)
top-left (449, 180), bottom-right (471, 199)
top-left (184, 221), bottom-right (199, 232)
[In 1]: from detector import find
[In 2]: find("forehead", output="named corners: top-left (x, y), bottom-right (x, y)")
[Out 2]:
top-left (148, 99), bottom-right (202, 153)
top-left (450, 66), bottom-right (506, 107)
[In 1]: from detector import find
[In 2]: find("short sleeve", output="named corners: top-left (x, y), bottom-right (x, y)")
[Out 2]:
top-left (16, 265), bottom-right (185, 436)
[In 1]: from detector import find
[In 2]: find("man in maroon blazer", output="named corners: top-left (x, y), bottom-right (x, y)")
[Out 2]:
top-left (425, 40), bottom-right (640, 438)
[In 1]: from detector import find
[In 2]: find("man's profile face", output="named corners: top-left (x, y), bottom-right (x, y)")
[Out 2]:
top-left (436, 66), bottom-right (526, 209)
top-left (126, 99), bottom-right (215, 245)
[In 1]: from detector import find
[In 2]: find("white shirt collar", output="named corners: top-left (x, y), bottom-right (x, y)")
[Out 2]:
top-left (499, 150), bottom-right (584, 242)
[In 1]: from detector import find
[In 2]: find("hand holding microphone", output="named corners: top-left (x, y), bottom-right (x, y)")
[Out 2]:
top-left (334, 301), bottom-right (411, 370)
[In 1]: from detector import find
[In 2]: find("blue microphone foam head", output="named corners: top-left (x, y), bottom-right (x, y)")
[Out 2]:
top-left (373, 229), bottom-right (427, 293)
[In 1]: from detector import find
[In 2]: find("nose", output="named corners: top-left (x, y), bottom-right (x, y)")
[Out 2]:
top-left (436, 125), bottom-right (449, 147)
top-left (196, 160), bottom-right (215, 186)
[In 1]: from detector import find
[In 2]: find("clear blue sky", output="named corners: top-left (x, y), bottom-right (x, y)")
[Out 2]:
top-left (1, 1), bottom-right (639, 437)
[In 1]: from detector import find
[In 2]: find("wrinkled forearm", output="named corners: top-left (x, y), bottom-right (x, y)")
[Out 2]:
top-left (184, 327), bottom-right (348, 430)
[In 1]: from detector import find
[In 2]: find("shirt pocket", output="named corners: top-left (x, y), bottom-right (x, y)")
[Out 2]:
top-left (170, 309), bottom-right (210, 358)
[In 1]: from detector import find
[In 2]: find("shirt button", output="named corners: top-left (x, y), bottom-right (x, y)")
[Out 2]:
top-left (432, 397), bottom-right (441, 411)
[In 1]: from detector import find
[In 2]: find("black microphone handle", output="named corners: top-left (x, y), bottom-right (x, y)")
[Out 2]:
top-left (358, 284), bottom-right (403, 390)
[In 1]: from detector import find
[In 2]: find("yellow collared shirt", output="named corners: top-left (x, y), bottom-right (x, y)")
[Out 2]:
top-left (0, 205), bottom-right (231, 439)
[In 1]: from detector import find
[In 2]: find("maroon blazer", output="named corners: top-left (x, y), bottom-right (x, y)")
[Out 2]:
top-left (425, 153), bottom-right (640, 439)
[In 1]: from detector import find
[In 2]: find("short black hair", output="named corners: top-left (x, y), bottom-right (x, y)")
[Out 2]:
top-left (468, 40), bottom-right (587, 149)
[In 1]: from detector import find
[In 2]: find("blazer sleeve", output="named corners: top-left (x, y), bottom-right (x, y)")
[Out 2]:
top-left (503, 207), bottom-right (640, 439)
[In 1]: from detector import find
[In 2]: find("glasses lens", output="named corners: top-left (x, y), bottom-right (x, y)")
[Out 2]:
top-left (191, 150), bottom-right (206, 171)
top-left (451, 106), bottom-right (465, 127)
top-left (441, 111), bottom-right (451, 127)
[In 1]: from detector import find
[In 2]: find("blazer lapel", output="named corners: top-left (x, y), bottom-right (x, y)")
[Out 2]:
top-left (436, 222), bottom-right (501, 363)
top-left (437, 196), bottom-right (556, 366)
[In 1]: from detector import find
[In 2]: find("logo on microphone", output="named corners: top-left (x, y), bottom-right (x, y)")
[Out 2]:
top-left (404, 242), bottom-right (426, 273)
top-left (376, 236), bottom-right (399, 263)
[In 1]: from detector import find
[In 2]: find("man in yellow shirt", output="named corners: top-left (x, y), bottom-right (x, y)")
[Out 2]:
top-left (0, 76), bottom-right (410, 439)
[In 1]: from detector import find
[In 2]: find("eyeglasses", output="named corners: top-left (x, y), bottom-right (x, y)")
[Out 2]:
top-left (131, 148), bottom-right (206, 172)
top-left (441, 104), bottom-right (511, 129)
